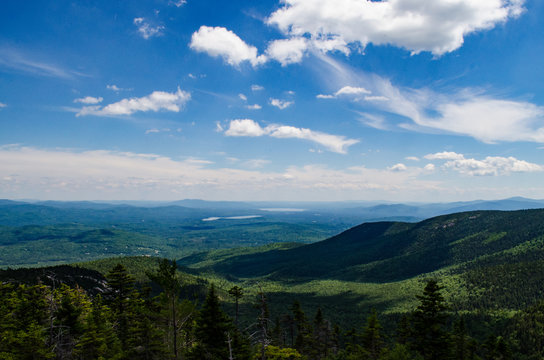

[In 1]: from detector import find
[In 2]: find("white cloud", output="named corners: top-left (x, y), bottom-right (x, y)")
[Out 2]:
top-left (245, 104), bottom-right (262, 110)
top-left (318, 56), bottom-right (544, 144)
top-left (335, 86), bottom-right (371, 96)
top-left (251, 84), bottom-right (264, 91)
top-left (76, 87), bottom-right (190, 117)
top-left (364, 95), bottom-right (389, 102)
top-left (425, 151), bottom-right (543, 176)
top-left (133, 18), bottom-right (164, 39)
top-left (425, 151), bottom-right (465, 160)
top-left (444, 156), bottom-right (544, 176)
top-left (107, 84), bottom-right (120, 91)
top-left (406, 156), bottom-right (420, 161)
top-left (267, 0), bottom-right (525, 56)
top-left (74, 96), bottom-right (103, 104)
top-left (223, 119), bottom-right (358, 154)
top-left (0, 46), bottom-right (86, 79)
top-left (316, 94), bottom-right (335, 99)
top-left (190, 26), bottom-right (267, 67)
top-left (318, 86), bottom-right (371, 99)
top-left (265, 37), bottom-right (308, 66)
top-left (106, 84), bottom-right (132, 92)
top-left (145, 128), bottom-right (161, 134)
top-left (0, 146), bottom-right (443, 201)
top-left (269, 98), bottom-right (294, 110)
top-left (389, 163), bottom-right (407, 172)
top-left (169, 0), bottom-right (186, 7)
top-left (0, 102), bottom-right (6, 108)
top-left (424, 163), bottom-right (436, 171)
top-left (239, 93), bottom-right (247, 101)
top-left (224, 119), bottom-right (267, 137)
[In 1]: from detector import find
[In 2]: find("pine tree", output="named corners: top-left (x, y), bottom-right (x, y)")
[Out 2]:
top-left (361, 309), bottom-right (384, 360)
top-left (228, 286), bottom-right (243, 327)
top-left (411, 279), bottom-right (451, 360)
top-left (190, 284), bottom-right (250, 360)
top-left (105, 263), bottom-right (137, 351)
top-left (147, 258), bottom-right (182, 359)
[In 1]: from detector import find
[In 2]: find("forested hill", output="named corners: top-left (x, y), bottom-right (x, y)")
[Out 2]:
top-left (179, 209), bottom-right (544, 283)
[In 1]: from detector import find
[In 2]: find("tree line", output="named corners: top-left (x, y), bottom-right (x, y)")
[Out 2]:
top-left (1, 259), bottom-right (543, 359)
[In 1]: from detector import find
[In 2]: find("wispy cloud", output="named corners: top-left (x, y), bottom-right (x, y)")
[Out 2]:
top-left (134, 18), bottom-right (165, 39)
top-left (76, 88), bottom-right (190, 117)
top-left (169, 0), bottom-right (186, 7)
top-left (0, 47), bottom-right (86, 79)
top-left (317, 56), bottom-right (544, 144)
top-left (245, 104), bottom-right (262, 110)
top-left (223, 119), bottom-right (358, 154)
top-left (74, 96), bottom-right (103, 104)
top-left (251, 84), bottom-right (264, 91)
top-left (0, 102), bottom-right (6, 108)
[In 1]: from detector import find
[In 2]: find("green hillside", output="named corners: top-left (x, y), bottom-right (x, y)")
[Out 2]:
top-left (179, 209), bottom-right (544, 282)
top-left (177, 209), bottom-right (544, 325)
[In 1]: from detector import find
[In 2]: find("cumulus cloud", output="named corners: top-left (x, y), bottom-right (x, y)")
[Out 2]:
top-left (239, 93), bottom-right (247, 101)
top-left (224, 119), bottom-right (267, 137)
top-left (134, 17), bottom-right (164, 39)
top-left (424, 163), bottom-right (436, 171)
top-left (265, 37), bottom-right (308, 66)
top-left (425, 151), bottom-right (465, 160)
top-left (223, 119), bottom-right (358, 154)
top-left (251, 84), bottom-right (264, 91)
top-left (190, 26), bottom-right (267, 67)
top-left (267, 0), bottom-right (525, 56)
top-left (425, 151), bottom-right (543, 176)
top-left (76, 87), bottom-right (190, 117)
top-left (405, 156), bottom-right (420, 161)
top-left (74, 96), bottom-right (103, 104)
top-left (389, 163), bottom-right (407, 172)
top-left (269, 98), bottom-right (294, 109)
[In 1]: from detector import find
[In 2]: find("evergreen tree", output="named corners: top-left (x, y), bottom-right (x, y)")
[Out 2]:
top-left (228, 286), bottom-right (243, 327)
top-left (74, 295), bottom-right (122, 360)
top-left (105, 263), bottom-right (137, 351)
top-left (147, 258), bottom-right (182, 359)
top-left (190, 284), bottom-right (250, 360)
top-left (361, 309), bottom-right (384, 360)
top-left (411, 279), bottom-right (451, 360)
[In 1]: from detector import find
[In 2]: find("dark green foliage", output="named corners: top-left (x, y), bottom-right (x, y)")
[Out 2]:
top-left (361, 309), bottom-right (385, 359)
top-left (411, 280), bottom-right (450, 360)
top-left (190, 284), bottom-right (250, 359)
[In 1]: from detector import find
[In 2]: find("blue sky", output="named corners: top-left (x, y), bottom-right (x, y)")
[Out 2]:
top-left (1, 0), bottom-right (543, 202)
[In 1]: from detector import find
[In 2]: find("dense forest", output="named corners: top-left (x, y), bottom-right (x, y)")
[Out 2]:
top-left (2, 208), bottom-right (544, 359)
top-left (2, 259), bottom-right (544, 360)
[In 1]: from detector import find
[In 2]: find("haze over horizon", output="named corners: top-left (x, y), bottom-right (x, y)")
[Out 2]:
top-left (1, 0), bottom-right (543, 202)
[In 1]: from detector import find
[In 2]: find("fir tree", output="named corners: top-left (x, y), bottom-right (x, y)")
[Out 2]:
top-left (411, 279), bottom-right (451, 360)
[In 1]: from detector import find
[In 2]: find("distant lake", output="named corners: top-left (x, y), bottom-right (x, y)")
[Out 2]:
top-left (259, 208), bottom-right (306, 212)
top-left (202, 215), bottom-right (262, 221)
